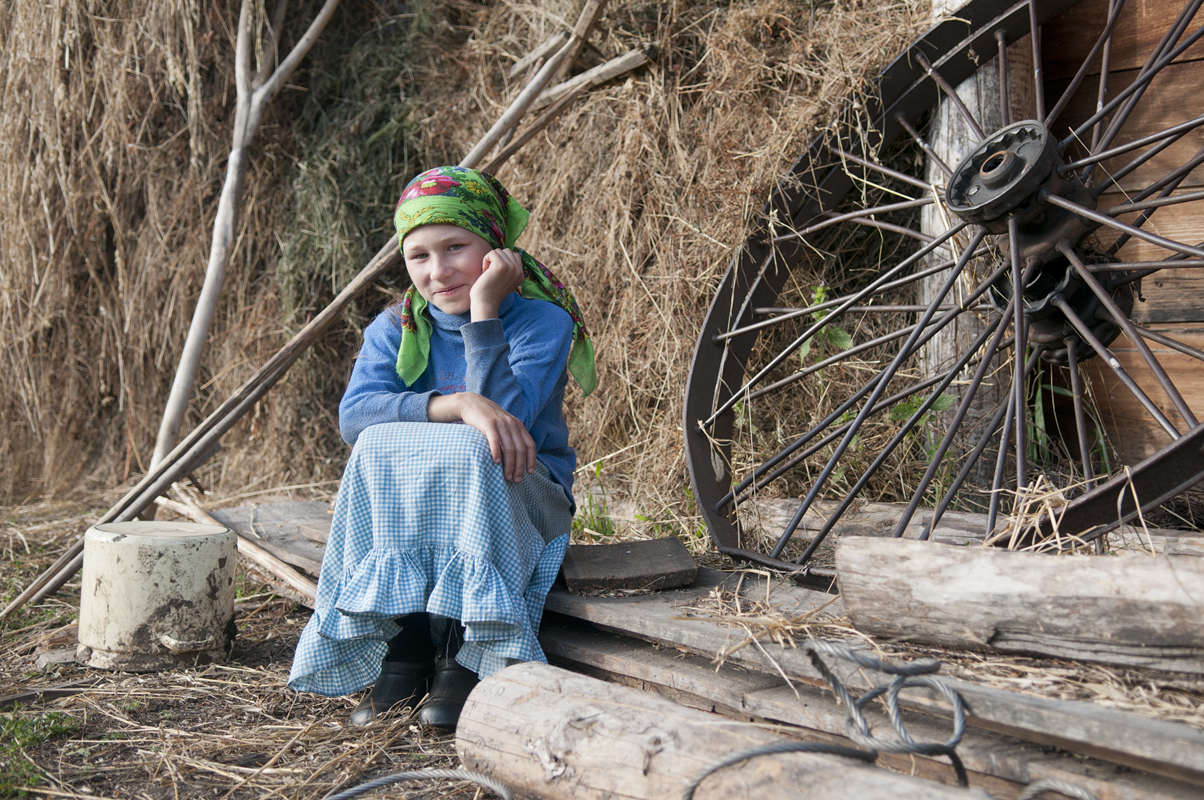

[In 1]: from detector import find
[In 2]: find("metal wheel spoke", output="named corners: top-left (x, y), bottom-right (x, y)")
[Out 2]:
top-left (1045, 0), bottom-right (1126, 129)
top-left (894, 112), bottom-right (952, 176)
top-left (824, 144), bottom-right (933, 191)
top-left (916, 52), bottom-right (986, 140)
top-left (995, 29), bottom-right (1011, 128)
top-left (1062, 19), bottom-right (1204, 151)
top-left (1107, 188), bottom-right (1204, 215)
top-left (1090, 258), bottom-right (1204, 272)
top-left (771, 197), bottom-right (934, 244)
top-left (1041, 191), bottom-right (1204, 259)
top-left (1028, 0), bottom-right (1045, 123)
top-left (1008, 217), bottom-right (1028, 494)
top-left (1050, 295), bottom-right (1181, 439)
top-left (1125, 323), bottom-right (1204, 363)
top-left (771, 230), bottom-right (990, 555)
top-left (1062, 241), bottom-right (1198, 426)
top-left (1092, 0), bottom-right (1204, 155)
top-left (1089, 120), bottom-right (1193, 195)
top-left (700, 222), bottom-right (969, 428)
top-left (1082, 0), bottom-right (1118, 184)
top-left (1065, 339), bottom-right (1096, 484)
top-left (888, 300), bottom-right (1016, 540)
top-left (1063, 113), bottom-right (1204, 175)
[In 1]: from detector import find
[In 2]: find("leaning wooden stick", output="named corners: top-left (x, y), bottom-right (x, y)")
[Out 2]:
top-left (482, 83), bottom-right (590, 174)
top-left (0, 49), bottom-right (596, 623)
top-left (551, 0), bottom-right (609, 86)
top-left (531, 46), bottom-right (652, 113)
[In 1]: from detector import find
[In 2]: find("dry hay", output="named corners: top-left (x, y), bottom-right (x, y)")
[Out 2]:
top-left (0, 0), bottom-right (929, 538)
top-left (685, 570), bottom-right (1204, 733)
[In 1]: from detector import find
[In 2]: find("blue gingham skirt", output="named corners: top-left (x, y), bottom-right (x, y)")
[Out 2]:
top-left (288, 422), bottom-right (572, 697)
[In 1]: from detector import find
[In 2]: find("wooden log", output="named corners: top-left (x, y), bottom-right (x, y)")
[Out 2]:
top-left (741, 497), bottom-right (1204, 557)
top-left (529, 46), bottom-right (652, 113)
top-left (836, 536), bottom-right (1204, 674)
top-left (455, 662), bottom-right (992, 800)
top-left (541, 620), bottom-right (1204, 800)
top-left (544, 568), bottom-right (1204, 786)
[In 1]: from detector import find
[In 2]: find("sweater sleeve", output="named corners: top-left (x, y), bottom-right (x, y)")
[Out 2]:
top-left (461, 303), bottom-right (574, 430)
top-left (338, 313), bottom-right (439, 445)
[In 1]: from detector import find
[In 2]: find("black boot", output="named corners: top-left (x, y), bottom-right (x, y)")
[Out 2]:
top-left (348, 613), bottom-right (435, 727)
top-left (417, 618), bottom-right (479, 730)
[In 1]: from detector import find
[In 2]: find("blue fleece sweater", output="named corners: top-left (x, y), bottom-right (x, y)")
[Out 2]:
top-left (339, 293), bottom-right (577, 504)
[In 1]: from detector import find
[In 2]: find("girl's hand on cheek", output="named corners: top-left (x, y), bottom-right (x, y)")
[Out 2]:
top-left (470, 248), bottom-right (525, 320)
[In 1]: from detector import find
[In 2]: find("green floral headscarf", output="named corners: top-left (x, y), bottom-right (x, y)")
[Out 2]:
top-left (394, 166), bottom-right (596, 397)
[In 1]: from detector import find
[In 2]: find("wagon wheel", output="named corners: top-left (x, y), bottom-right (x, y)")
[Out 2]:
top-left (684, 0), bottom-right (1204, 574)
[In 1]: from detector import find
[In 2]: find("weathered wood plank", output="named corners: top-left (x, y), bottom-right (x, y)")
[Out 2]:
top-left (455, 662), bottom-right (992, 800)
top-left (1042, 0), bottom-right (1204, 80)
top-left (1048, 59), bottom-right (1204, 193)
top-left (543, 568), bottom-right (1204, 785)
top-left (560, 538), bottom-right (697, 593)
top-left (541, 621), bottom-right (1204, 800)
top-left (836, 537), bottom-right (1204, 673)
top-left (208, 501), bottom-right (332, 575)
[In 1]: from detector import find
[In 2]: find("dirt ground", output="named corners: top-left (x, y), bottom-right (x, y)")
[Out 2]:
top-left (0, 498), bottom-right (487, 800)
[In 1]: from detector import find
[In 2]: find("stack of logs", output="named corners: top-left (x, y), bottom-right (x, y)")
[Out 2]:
top-left (456, 530), bottom-right (1204, 800)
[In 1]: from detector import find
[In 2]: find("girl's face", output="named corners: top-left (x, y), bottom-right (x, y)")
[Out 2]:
top-left (402, 224), bottom-right (493, 315)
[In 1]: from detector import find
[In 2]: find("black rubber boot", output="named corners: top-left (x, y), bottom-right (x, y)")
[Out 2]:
top-left (348, 614), bottom-right (437, 727)
top-left (417, 618), bottom-right (479, 730)
top-left (348, 659), bottom-right (434, 726)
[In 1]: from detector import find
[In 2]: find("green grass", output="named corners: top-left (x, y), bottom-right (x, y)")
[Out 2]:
top-left (0, 712), bottom-right (78, 797)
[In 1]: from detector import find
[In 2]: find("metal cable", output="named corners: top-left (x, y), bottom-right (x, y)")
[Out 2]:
top-left (1017, 779), bottom-right (1100, 800)
top-left (681, 640), bottom-right (1103, 800)
top-left (322, 768), bottom-right (512, 800)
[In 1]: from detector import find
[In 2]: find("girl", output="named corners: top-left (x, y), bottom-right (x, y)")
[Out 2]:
top-left (288, 166), bottom-right (594, 730)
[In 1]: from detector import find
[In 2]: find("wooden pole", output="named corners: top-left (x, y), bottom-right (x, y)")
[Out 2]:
top-left (550, 0), bottom-right (608, 86)
top-left (152, 0), bottom-right (343, 469)
top-left (456, 662), bottom-right (991, 800)
top-left (459, 38), bottom-right (574, 169)
top-left (529, 46), bottom-right (652, 113)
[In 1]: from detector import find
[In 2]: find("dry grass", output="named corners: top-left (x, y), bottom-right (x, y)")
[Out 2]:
top-left (0, 499), bottom-right (481, 800)
top-left (0, 0), bottom-right (929, 535)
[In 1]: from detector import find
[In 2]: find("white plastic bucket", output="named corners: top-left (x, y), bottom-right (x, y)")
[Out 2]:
top-left (76, 521), bottom-right (236, 671)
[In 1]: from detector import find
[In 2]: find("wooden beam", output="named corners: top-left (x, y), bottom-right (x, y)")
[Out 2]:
top-left (836, 537), bottom-right (1204, 674)
top-left (543, 568), bottom-right (1204, 786)
top-left (456, 662), bottom-right (992, 800)
top-left (541, 620), bottom-right (1204, 800)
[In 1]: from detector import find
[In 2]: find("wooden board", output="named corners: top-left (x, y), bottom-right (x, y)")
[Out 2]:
top-left (560, 538), bottom-right (697, 593)
top-left (455, 662), bottom-right (992, 800)
top-left (1046, 59), bottom-right (1204, 194)
top-left (541, 620), bottom-right (1204, 800)
top-left (1084, 323), bottom-right (1204, 462)
top-left (1043, 0), bottom-right (1204, 80)
top-left (208, 500), bottom-right (332, 576)
top-left (543, 568), bottom-right (1204, 786)
top-left (836, 537), bottom-right (1204, 673)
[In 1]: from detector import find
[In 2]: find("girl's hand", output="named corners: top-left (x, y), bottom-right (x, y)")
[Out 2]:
top-left (470, 248), bottom-right (525, 321)
top-left (428, 392), bottom-right (536, 482)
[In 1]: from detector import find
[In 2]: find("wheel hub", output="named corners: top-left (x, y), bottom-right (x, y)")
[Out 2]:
top-left (946, 121), bottom-right (1134, 365)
